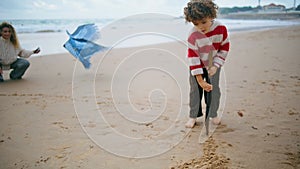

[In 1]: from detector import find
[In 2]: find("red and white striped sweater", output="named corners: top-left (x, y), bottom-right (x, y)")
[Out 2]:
top-left (187, 20), bottom-right (230, 75)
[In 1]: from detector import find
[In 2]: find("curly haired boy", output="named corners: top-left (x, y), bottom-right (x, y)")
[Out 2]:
top-left (184, 0), bottom-right (230, 128)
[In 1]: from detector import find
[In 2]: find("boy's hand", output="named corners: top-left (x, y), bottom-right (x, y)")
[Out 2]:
top-left (208, 66), bottom-right (217, 77)
top-left (199, 81), bottom-right (213, 92)
top-left (196, 75), bottom-right (212, 92)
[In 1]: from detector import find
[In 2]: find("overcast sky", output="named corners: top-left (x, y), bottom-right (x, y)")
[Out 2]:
top-left (0, 0), bottom-right (298, 19)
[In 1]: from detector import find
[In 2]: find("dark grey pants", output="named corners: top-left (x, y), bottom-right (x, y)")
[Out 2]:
top-left (0, 58), bottom-right (30, 79)
top-left (189, 68), bottom-right (221, 118)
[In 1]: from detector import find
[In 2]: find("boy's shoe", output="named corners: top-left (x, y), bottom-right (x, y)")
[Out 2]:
top-left (0, 74), bottom-right (4, 82)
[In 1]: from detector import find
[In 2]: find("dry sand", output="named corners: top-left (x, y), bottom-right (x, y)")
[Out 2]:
top-left (0, 26), bottom-right (300, 169)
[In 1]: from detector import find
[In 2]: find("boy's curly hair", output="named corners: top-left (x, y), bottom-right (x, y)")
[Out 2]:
top-left (184, 0), bottom-right (218, 22)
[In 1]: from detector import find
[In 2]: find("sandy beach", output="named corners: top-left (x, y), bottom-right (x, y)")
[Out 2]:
top-left (0, 24), bottom-right (300, 169)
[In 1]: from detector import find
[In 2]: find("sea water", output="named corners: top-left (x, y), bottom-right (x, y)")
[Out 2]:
top-left (1, 17), bottom-right (299, 55)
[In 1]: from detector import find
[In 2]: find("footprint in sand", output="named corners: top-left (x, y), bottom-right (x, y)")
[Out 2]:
top-left (35, 156), bottom-right (51, 167)
top-left (216, 124), bottom-right (235, 133)
top-left (14, 160), bottom-right (30, 169)
top-left (52, 122), bottom-right (69, 130)
top-left (170, 137), bottom-right (230, 169)
top-left (84, 121), bottom-right (97, 128)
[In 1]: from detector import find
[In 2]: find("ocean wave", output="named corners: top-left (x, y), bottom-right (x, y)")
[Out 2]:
top-left (1, 18), bottom-right (112, 34)
top-left (17, 29), bottom-right (63, 34)
top-left (35, 29), bottom-right (62, 33)
top-left (3, 18), bottom-right (299, 34)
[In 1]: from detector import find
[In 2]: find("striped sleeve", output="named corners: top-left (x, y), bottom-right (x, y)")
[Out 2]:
top-left (213, 26), bottom-right (230, 68)
top-left (187, 32), bottom-right (204, 75)
top-left (188, 48), bottom-right (204, 75)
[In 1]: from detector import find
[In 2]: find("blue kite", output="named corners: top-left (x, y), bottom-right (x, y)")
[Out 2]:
top-left (63, 23), bottom-right (107, 69)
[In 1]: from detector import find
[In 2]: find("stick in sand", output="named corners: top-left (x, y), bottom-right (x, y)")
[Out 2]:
top-left (198, 50), bottom-right (213, 143)
top-left (205, 50), bottom-right (214, 136)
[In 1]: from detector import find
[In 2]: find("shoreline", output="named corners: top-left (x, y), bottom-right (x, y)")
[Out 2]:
top-left (14, 17), bottom-right (300, 56)
top-left (1, 23), bottom-right (299, 169)
top-left (24, 20), bottom-right (300, 57)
